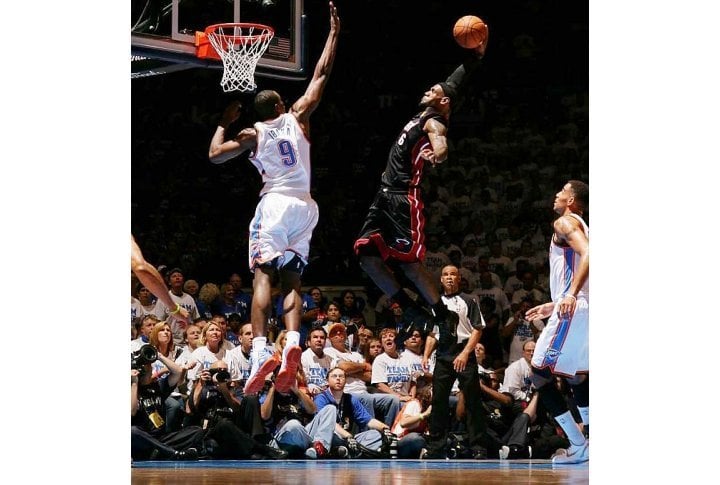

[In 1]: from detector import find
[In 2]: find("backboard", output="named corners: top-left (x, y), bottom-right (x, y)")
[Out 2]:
top-left (131, 0), bottom-right (305, 80)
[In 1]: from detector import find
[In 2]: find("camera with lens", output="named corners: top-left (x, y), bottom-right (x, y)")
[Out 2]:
top-left (131, 344), bottom-right (158, 374)
top-left (478, 370), bottom-right (494, 386)
top-left (209, 367), bottom-right (231, 384)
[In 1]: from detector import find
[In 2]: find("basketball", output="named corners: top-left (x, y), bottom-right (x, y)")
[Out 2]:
top-left (453, 15), bottom-right (488, 49)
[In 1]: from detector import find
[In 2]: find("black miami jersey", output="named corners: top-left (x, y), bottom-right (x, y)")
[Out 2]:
top-left (380, 111), bottom-right (448, 190)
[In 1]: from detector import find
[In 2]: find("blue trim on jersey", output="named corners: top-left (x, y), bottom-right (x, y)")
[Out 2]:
top-left (541, 314), bottom-right (572, 368)
top-left (562, 247), bottom-right (574, 297)
top-left (250, 211), bottom-right (263, 265)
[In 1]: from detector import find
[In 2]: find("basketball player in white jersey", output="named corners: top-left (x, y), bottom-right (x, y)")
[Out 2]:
top-left (207, 2), bottom-right (340, 396)
top-left (525, 180), bottom-right (589, 464)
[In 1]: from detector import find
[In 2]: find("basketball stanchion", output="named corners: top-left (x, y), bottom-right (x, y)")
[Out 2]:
top-left (195, 23), bottom-right (275, 93)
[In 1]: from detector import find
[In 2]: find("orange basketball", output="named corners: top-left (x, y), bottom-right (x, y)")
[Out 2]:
top-left (453, 15), bottom-right (488, 49)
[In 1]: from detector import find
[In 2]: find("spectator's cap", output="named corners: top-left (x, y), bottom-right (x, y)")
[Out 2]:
top-left (167, 267), bottom-right (183, 277)
top-left (328, 323), bottom-right (346, 337)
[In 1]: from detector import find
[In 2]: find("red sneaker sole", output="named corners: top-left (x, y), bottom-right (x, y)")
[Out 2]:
top-left (274, 346), bottom-right (302, 393)
top-left (243, 354), bottom-right (280, 394)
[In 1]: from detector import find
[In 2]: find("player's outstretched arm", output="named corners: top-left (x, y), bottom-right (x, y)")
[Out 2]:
top-left (131, 235), bottom-right (189, 323)
top-left (290, 1), bottom-right (340, 123)
top-left (208, 100), bottom-right (258, 164)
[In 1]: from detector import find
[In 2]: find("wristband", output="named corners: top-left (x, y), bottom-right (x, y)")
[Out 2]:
top-left (170, 303), bottom-right (182, 315)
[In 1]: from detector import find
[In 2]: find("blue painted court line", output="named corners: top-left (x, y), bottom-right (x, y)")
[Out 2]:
top-left (132, 459), bottom-right (588, 470)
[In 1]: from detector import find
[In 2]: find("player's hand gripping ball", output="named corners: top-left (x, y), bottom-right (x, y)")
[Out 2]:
top-left (453, 15), bottom-right (488, 49)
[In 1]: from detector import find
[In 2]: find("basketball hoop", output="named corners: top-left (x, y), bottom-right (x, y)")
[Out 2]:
top-left (195, 23), bottom-right (274, 93)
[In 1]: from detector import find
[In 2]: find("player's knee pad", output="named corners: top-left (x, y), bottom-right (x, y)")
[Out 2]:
top-left (569, 376), bottom-right (589, 407)
top-left (538, 382), bottom-right (569, 418)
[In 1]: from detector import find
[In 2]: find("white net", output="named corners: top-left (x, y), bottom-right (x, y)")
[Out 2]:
top-left (207, 24), bottom-right (274, 93)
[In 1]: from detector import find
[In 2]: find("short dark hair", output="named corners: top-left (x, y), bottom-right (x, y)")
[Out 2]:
top-left (254, 90), bottom-right (281, 120)
top-left (568, 180), bottom-right (589, 212)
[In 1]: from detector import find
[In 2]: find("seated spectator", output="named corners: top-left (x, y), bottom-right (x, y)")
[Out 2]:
top-left (314, 367), bottom-right (394, 458)
top-left (371, 328), bottom-right (415, 403)
top-left (324, 323), bottom-right (401, 427)
top-left (390, 375), bottom-right (432, 458)
top-left (197, 282), bottom-right (220, 320)
top-left (301, 326), bottom-right (336, 397)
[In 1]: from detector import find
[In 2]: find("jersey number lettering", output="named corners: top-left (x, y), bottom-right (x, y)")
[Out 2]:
top-left (277, 140), bottom-right (298, 167)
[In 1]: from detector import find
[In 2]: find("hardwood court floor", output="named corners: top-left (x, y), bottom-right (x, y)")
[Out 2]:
top-left (132, 459), bottom-right (589, 484)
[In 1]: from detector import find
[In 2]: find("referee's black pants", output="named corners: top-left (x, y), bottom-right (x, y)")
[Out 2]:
top-left (426, 341), bottom-right (487, 456)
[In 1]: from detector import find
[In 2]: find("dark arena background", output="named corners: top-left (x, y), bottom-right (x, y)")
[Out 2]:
top-left (131, 0), bottom-right (589, 482)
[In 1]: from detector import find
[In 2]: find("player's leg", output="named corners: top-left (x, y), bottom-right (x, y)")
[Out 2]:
top-left (244, 264), bottom-right (281, 394)
top-left (355, 191), bottom-right (423, 317)
top-left (274, 196), bottom-right (317, 393)
top-left (532, 367), bottom-right (588, 464)
top-left (567, 373), bottom-right (589, 438)
top-left (274, 259), bottom-right (304, 393)
top-left (399, 261), bottom-right (457, 333)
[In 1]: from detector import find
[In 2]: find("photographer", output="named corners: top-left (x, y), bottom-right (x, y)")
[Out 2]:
top-left (457, 343), bottom-right (534, 459)
top-left (259, 373), bottom-right (338, 459)
top-left (131, 345), bottom-right (201, 461)
top-left (186, 360), bottom-right (287, 460)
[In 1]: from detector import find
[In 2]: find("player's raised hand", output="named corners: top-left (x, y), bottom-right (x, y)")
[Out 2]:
top-left (474, 24), bottom-right (489, 58)
top-left (220, 100), bottom-right (243, 128)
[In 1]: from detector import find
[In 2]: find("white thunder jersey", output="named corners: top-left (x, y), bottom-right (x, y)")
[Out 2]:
top-left (249, 113), bottom-right (311, 197)
top-left (532, 212), bottom-right (589, 376)
top-left (548, 214), bottom-right (589, 303)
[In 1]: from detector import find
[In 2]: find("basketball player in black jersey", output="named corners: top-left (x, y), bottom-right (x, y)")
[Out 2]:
top-left (354, 34), bottom-right (489, 356)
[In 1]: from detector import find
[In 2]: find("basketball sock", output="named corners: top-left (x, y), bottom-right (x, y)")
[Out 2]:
top-left (251, 336), bottom-right (268, 368)
top-left (285, 330), bottom-right (300, 349)
top-left (281, 331), bottom-right (301, 370)
top-left (554, 411), bottom-right (586, 447)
